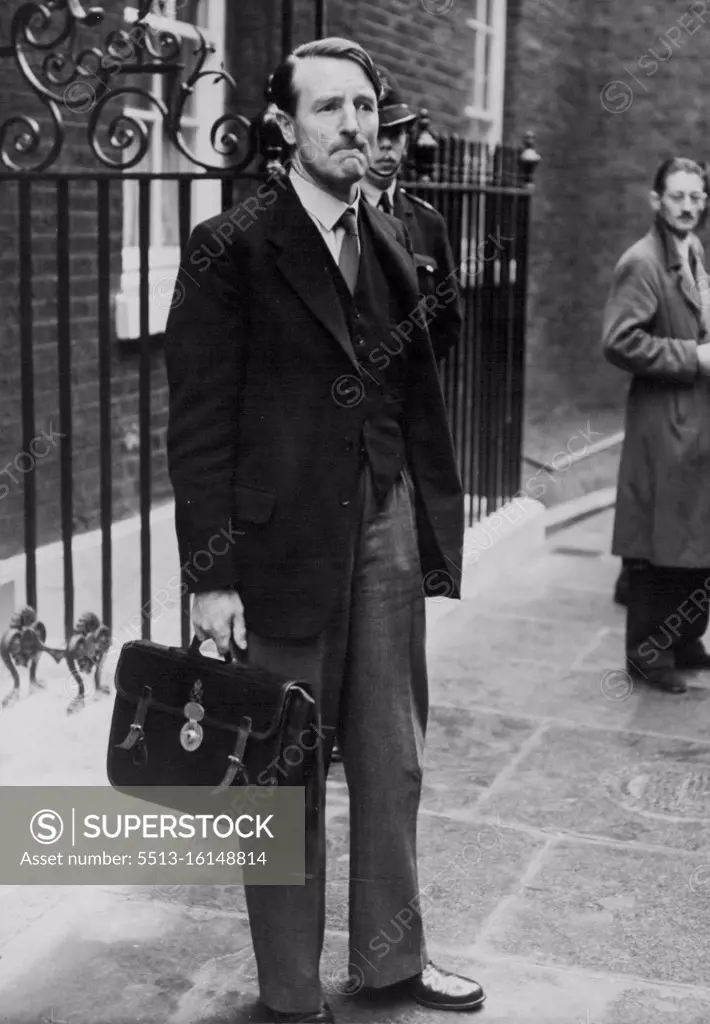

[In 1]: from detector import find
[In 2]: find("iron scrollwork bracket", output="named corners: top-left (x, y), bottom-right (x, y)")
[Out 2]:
top-left (0, 606), bottom-right (112, 716)
top-left (0, 0), bottom-right (257, 171)
top-left (65, 611), bottom-right (112, 715)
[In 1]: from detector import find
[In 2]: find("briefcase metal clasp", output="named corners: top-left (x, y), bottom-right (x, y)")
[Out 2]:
top-left (180, 678), bottom-right (205, 752)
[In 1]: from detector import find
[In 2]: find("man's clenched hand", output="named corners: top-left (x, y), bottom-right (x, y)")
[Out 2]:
top-left (192, 590), bottom-right (246, 656)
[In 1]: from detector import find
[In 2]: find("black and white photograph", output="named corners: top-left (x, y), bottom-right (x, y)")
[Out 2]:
top-left (0, 0), bottom-right (709, 1021)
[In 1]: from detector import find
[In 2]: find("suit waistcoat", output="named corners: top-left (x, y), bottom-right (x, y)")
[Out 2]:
top-left (331, 211), bottom-right (407, 503)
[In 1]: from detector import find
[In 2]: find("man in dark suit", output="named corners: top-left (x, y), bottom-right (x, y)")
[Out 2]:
top-left (603, 156), bottom-right (710, 695)
top-left (360, 67), bottom-right (462, 362)
top-left (165, 37), bottom-right (485, 1024)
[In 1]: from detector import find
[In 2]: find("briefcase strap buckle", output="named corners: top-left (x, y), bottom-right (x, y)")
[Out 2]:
top-left (115, 685), bottom-right (152, 752)
top-left (211, 716), bottom-right (252, 794)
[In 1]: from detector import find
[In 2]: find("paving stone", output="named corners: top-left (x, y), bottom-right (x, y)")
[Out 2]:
top-left (512, 552), bottom-right (628, 594)
top-left (3, 890), bottom-right (710, 1023)
top-left (355, 951), bottom-right (710, 1024)
top-left (480, 724), bottom-right (710, 851)
top-left (553, 510), bottom-right (617, 551)
top-left (421, 705), bottom-right (537, 814)
top-left (431, 609), bottom-right (599, 667)
top-left (429, 657), bottom-right (635, 724)
top-left (323, 812), bottom-right (545, 952)
top-left (0, 890), bottom-right (249, 1023)
top-left (481, 839), bottom-right (710, 988)
top-left (480, 582), bottom-right (627, 629)
top-left (429, 657), bottom-right (710, 741)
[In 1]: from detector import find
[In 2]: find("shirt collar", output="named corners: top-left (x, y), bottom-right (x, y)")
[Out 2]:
top-left (289, 167), bottom-right (361, 231)
top-left (361, 176), bottom-right (397, 208)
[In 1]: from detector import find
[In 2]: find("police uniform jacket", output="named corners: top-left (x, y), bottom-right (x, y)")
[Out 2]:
top-left (393, 186), bottom-right (463, 361)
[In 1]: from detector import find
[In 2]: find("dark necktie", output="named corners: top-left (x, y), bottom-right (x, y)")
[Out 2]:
top-left (378, 191), bottom-right (393, 216)
top-left (337, 208), bottom-right (360, 295)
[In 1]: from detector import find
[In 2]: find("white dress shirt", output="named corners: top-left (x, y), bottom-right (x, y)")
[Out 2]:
top-left (361, 177), bottom-right (397, 211)
top-left (289, 167), bottom-right (361, 264)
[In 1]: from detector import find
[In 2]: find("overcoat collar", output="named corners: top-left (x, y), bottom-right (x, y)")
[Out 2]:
top-left (267, 178), bottom-right (419, 369)
top-left (651, 215), bottom-right (703, 315)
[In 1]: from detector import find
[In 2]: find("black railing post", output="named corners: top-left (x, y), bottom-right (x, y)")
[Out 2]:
top-left (18, 179), bottom-right (36, 610)
top-left (281, 0), bottom-right (294, 59)
top-left (315, 0), bottom-right (326, 38)
top-left (519, 129), bottom-right (541, 187)
top-left (511, 130), bottom-right (541, 495)
top-left (411, 109), bottom-right (438, 182)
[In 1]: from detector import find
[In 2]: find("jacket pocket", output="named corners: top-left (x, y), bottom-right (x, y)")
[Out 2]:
top-left (232, 484), bottom-right (275, 523)
top-left (414, 253), bottom-right (437, 273)
top-left (414, 253), bottom-right (437, 294)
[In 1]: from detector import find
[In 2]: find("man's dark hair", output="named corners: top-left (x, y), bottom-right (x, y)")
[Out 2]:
top-left (269, 37), bottom-right (382, 117)
top-left (653, 157), bottom-right (706, 195)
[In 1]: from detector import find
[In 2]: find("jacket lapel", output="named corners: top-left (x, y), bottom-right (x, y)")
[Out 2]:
top-left (360, 198), bottom-right (420, 314)
top-left (654, 218), bottom-right (704, 317)
top-left (692, 243), bottom-right (710, 334)
top-left (268, 182), bottom-right (359, 370)
top-left (678, 257), bottom-right (703, 315)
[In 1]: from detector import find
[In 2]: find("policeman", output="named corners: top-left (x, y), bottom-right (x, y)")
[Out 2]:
top-left (361, 66), bottom-right (463, 361)
top-left (331, 70), bottom-right (463, 770)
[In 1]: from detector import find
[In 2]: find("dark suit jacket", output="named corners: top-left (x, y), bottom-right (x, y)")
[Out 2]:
top-left (393, 186), bottom-right (462, 361)
top-left (164, 177), bottom-right (464, 639)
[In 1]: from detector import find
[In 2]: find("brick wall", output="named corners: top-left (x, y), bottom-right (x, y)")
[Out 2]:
top-left (504, 0), bottom-right (710, 418)
top-left (310, 0), bottom-right (480, 136)
top-left (226, 0), bottom-right (484, 137)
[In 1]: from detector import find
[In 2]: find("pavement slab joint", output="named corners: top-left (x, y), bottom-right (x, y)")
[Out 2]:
top-left (473, 835), bottom-right (558, 952)
top-left (471, 722), bottom-right (550, 815)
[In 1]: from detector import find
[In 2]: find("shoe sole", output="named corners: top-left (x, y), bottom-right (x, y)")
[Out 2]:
top-left (411, 993), bottom-right (486, 1012)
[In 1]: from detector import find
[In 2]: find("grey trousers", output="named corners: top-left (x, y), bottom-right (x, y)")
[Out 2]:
top-left (244, 465), bottom-right (429, 1013)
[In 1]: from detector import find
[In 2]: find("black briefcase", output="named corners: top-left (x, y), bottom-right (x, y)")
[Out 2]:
top-left (106, 637), bottom-right (320, 807)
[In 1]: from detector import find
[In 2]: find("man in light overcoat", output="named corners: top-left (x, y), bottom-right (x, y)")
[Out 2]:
top-left (603, 156), bottom-right (710, 694)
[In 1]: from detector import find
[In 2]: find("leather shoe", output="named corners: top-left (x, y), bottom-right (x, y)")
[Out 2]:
top-left (675, 641), bottom-right (710, 670)
top-left (405, 962), bottom-right (485, 1011)
top-left (259, 1002), bottom-right (334, 1023)
top-left (626, 661), bottom-right (687, 694)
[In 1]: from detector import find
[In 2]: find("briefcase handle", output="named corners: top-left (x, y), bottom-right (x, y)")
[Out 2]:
top-left (188, 635), bottom-right (249, 666)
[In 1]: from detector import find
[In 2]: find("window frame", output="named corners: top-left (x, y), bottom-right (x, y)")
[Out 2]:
top-left (464, 0), bottom-right (506, 145)
top-left (116, 0), bottom-right (226, 339)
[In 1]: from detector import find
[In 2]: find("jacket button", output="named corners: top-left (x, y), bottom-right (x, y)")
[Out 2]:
top-left (340, 498), bottom-right (350, 507)
top-left (345, 439), bottom-right (354, 452)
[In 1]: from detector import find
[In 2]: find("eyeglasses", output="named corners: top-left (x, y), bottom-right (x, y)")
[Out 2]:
top-left (666, 193), bottom-right (707, 204)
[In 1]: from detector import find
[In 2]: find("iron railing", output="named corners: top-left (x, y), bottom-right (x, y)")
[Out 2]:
top-left (0, 0), bottom-right (540, 709)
